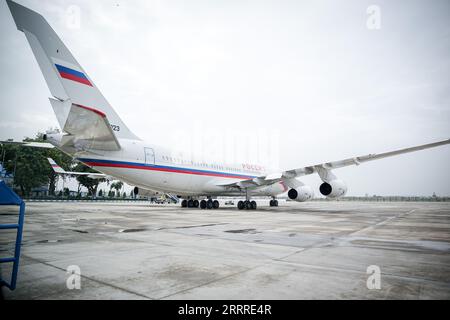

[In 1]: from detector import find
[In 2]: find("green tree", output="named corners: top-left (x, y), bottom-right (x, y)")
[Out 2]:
top-left (110, 181), bottom-right (124, 198)
top-left (1, 133), bottom-right (75, 196)
top-left (63, 187), bottom-right (70, 197)
top-left (3, 143), bottom-right (49, 196)
top-left (76, 181), bottom-right (82, 197)
top-left (29, 132), bottom-right (74, 196)
top-left (73, 163), bottom-right (106, 198)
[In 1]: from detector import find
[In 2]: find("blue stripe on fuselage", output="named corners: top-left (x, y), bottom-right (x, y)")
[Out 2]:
top-left (77, 158), bottom-right (258, 180)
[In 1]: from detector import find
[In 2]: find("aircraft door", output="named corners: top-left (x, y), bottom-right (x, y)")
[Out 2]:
top-left (144, 147), bottom-right (155, 165)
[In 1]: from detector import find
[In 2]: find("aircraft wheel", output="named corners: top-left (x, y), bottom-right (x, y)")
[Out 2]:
top-left (245, 201), bottom-right (252, 210)
top-left (274, 200), bottom-right (279, 207)
top-left (193, 200), bottom-right (199, 208)
top-left (269, 200), bottom-right (274, 207)
top-left (213, 200), bottom-right (220, 209)
top-left (251, 201), bottom-right (257, 210)
top-left (237, 201), bottom-right (245, 210)
top-left (206, 200), bottom-right (214, 210)
top-left (187, 199), bottom-right (194, 208)
top-left (181, 200), bottom-right (187, 208)
top-left (200, 200), bottom-right (207, 210)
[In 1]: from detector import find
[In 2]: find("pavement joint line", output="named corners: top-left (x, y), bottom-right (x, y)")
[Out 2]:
top-left (274, 249), bottom-right (307, 261)
top-left (348, 209), bottom-right (417, 237)
top-left (19, 233), bottom-right (299, 299)
top-left (274, 259), bottom-right (450, 286)
top-left (19, 254), bottom-right (154, 300)
top-left (158, 237), bottom-right (340, 299)
top-left (155, 242), bottom-right (324, 300)
top-left (332, 243), bottom-right (447, 254)
top-left (158, 233), bottom-right (402, 299)
top-left (162, 228), bottom-right (312, 249)
top-left (154, 232), bottom-right (323, 299)
top-left (156, 223), bottom-right (229, 231)
top-left (157, 265), bottom-right (261, 300)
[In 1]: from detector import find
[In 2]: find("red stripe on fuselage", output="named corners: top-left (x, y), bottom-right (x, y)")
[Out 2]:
top-left (59, 72), bottom-right (93, 86)
top-left (84, 162), bottom-right (253, 180)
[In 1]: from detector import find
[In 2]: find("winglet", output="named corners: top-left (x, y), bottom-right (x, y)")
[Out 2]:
top-left (47, 158), bottom-right (66, 174)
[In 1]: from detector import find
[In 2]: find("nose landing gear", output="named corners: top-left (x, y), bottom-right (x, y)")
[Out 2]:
top-left (269, 199), bottom-right (279, 207)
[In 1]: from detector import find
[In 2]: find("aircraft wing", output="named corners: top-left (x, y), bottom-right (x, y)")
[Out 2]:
top-left (220, 138), bottom-right (450, 189)
top-left (69, 172), bottom-right (106, 180)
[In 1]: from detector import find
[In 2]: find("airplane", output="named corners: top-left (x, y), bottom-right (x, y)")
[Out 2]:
top-left (6, 0), bottom-right (450, 210)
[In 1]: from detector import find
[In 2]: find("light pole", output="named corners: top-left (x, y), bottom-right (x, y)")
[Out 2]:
top-left (1, 143), bottom-right (6, 168)
top-left (12, 153), bottom-right (18, 188)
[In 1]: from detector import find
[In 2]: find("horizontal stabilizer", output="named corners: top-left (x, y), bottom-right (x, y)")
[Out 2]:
top-left (47, 158), bottom-right (107, 179)
top-left (0, 141), bottom-right (54, 149)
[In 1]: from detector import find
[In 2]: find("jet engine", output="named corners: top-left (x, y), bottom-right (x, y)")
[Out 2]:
top-left (319, 180), bottom-right (347, 198)
top-left (43, 130), bottom-right (63, 147)
top-left (288, 186), bottom-right (314, 202)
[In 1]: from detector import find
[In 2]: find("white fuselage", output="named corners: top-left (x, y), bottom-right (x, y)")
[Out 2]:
top-left (49, 135), bottom-right (287, 198)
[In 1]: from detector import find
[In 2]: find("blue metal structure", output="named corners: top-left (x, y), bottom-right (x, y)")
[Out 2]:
top-left (0, 180), bottom-right (25, 290)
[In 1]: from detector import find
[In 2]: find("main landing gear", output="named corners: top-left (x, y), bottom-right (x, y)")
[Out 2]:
top-left (237, 200), bottom-right (257, 210)
top-left (181, 199), bottom-right (199, 208)
top-left (200, 199), bottom-right (220, 210)
top-left (181, 199), bottom-right (219, 210)
top-left (238, 189), bottom-right (257, 210)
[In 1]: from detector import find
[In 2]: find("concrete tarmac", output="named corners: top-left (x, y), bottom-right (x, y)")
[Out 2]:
top-left (1, 201), bottom-right (449, 299)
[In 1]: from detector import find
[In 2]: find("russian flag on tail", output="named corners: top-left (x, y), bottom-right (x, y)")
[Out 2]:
top-left (55, 64), bottom-right (93, 87)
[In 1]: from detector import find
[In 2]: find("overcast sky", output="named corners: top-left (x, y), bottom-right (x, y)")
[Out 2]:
top-left (0, 0), bottom-right (449, 196)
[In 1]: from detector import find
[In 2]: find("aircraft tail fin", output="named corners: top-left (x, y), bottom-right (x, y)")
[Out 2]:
top-left (7, 0), bottom-right (139, 141)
